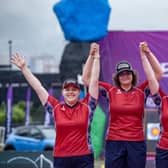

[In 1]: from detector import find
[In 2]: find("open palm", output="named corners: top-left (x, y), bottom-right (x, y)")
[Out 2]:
top-left (11, 53), bottom-right (26, 69)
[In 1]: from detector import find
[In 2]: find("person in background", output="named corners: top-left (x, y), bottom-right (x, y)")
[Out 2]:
top-left (155, 82), bottom-right (168, 168)
top-left (11, 42), bottom-right (100, 168)
top-left (82, 41), bottom-right (162, 168)
top-left (141, 42), bottom-right (168, 168)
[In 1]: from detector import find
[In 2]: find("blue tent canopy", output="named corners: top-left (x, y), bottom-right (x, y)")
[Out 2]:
top-left (53, 0), bottom-right (111, 41)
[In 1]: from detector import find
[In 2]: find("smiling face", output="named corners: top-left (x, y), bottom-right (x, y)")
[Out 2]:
top-left (62, 86), bottom-right (80, 105)
top-left (118, 70), bottom-right (133, 89)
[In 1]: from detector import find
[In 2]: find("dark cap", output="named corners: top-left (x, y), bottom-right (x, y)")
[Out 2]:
top-left (62, 78), bottom-right (80, 89)
top-left (116, 61), bottom-right (134, 75)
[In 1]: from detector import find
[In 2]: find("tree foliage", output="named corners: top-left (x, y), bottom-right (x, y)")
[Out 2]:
top-left (0, 101), bottom-right (26, 124)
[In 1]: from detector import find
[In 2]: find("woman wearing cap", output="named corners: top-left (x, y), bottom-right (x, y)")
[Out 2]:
top-left (155, 88), bottom-right (168, 168)
top-left (11, 43), bottom-right (100, 168)
top-left (82, 41), bottom-right (162, 168)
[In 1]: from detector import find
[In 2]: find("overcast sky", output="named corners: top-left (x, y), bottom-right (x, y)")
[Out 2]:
top-left (109, 0), bottom-right (168, 30)
top-left (0, 0), bottom-right (168, 66)
top-left (0, 0), bottom-right (65, 66)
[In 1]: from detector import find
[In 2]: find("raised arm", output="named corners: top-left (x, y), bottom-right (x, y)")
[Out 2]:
top-left (82, 43), bottom-right (95, 86)
top-left (85, 43), bottom-right (100, 99)
top-left (139, 43), bottom-right (159, 95)
top-left (11, 53), bottom-right (48, 105)
top-left (139, 41), bottom-right (163, 80)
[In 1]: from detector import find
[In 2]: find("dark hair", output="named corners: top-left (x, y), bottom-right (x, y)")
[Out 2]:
top-left (112, 70), bottom-right (138, 87)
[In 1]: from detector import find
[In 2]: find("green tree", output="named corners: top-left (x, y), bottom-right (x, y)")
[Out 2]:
top-left (0, 101), bottom-right (26, 124)
top-left (0, 102), bottom-right (6, 124)
top-left (12, 101), bottom-right (26, 123)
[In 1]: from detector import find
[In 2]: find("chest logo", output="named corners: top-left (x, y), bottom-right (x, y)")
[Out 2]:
top-left (116, 89), bottom-right (122, 94)
top-left (61, 106), bottom-right (65, 111)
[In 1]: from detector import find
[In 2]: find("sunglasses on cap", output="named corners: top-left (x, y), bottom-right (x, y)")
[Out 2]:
top-left (62, 79), bottom-right (80, 89)
top-left (118, 70), bottom-right (132, 77)
top-left (116, 61), bottom-right (134, 76)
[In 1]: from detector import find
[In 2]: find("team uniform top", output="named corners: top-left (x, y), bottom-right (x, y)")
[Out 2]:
top-left (45, 94), bottom-right (97, 157)
top-left (99, 81), bottom-right (157, 141)
top-left (157, 89), bottom-right (168, 150)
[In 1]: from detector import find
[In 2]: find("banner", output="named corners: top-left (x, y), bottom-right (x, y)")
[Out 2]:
top-left (99, 31), bottom-right (168, 93)
top-left (44, 88), bottom-right (54, 126)
top-left (0, 151), bottom-right (53, 168)
top-left (25, 87), bottom-right (31, 126)
top-left (5, 85), bottom-right (13, 140)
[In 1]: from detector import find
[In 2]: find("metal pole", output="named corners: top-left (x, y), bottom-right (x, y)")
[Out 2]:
top-left (8, 40), bottom-right (12, 68)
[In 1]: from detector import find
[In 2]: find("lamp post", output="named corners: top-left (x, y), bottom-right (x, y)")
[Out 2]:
top-left (8, 40), bottom-right (12, 68)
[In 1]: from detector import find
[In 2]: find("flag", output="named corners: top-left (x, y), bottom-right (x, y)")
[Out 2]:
top-left (25, 87), bottom-right (31, 126)
top-left (5, 85), bottom-right (13, 140)
top-left (44, 88), bottom-right (54, 126)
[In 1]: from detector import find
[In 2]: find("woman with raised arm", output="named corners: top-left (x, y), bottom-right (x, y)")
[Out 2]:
top-left (82, 41), bottom-right (162, 168)
top-left (11, 43), bottom-right (100, 168)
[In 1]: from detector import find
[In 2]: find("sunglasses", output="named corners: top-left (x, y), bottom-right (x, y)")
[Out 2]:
top-left (119, 71), bottom-right (132, 77)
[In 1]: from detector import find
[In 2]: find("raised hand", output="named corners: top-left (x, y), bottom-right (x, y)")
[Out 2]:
top-left (139, 41), bottom-right (151, 55)
top-left (89, 43), bottom-right (100, 58)
top-left (11, 53), bottom-right (26, 70)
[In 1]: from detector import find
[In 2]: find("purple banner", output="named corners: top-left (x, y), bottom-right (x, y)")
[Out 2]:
top-left (99, 31), bottom-right (168, 93)
top-left (25, 87), bottom-right (31, 126)
top-left (5, 85), bottom-right (13, 140)
top-left (44, 88), bottom-right (54, 126)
